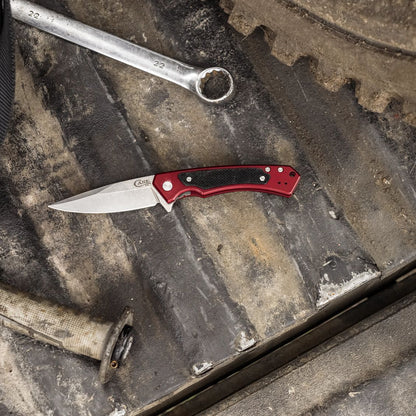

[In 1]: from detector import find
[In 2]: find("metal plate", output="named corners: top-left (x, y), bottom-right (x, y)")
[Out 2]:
top-left (0, 0), bottom-right (415, 414)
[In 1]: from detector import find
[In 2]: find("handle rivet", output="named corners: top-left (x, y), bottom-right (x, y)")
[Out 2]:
top-left (265, 167), bottom-right (271, 172)
top-left (278, 167), bottom-right (284, 173)
top-left (162, 181), bottom-right (173, 191)
top-left (186, 176), bottom-right (192, 183)
top-left (259, 176), bottom-right (266, 182)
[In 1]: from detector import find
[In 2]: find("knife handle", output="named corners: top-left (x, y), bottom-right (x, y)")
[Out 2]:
top-left (153, 165), bottom-right (300, 204)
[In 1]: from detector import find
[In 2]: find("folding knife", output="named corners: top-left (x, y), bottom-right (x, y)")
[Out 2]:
top-left (49, 165), bottom-right (300, 214)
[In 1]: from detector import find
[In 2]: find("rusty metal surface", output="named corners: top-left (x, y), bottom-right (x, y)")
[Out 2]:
top-left (0, 0), bottom-right (415, 415)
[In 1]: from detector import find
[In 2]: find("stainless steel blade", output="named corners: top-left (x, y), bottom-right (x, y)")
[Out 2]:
top-left (49, 175), bottom-right (173, 213)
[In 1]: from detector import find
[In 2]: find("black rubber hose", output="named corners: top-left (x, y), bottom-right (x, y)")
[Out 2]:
top-left (0, 0), bottom-right (15, 143)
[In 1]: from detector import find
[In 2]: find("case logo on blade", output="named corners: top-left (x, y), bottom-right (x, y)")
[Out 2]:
top-left (134, 178), bottom-right (152, 188)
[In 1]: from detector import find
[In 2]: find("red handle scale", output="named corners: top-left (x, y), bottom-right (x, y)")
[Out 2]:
top-left (153, 165), bottom-right (300, 204)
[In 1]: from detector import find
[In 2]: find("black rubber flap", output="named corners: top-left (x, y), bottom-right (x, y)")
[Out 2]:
top-left (0, 0), bottom-right (15, 143)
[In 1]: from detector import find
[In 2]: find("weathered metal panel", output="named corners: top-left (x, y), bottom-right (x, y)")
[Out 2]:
top-left (0, 0), bottom-right (414, 414)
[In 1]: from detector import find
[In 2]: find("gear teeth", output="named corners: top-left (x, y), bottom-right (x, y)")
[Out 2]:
top-left (270, 33), bottom-right (304, 66)
top-left (310, 60), bottom-right (346, 92)
top-left (356, 83), bottom-right (392, 114)
top-left (220, 0), bottom-right (416, 126)
top-left (227, 3), bottom-right (259, 36)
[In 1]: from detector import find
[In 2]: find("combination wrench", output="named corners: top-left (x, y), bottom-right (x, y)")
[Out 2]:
top-left (11, 0), bottom-right (234, 103)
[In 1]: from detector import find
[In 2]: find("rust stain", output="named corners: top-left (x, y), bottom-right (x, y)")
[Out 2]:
top-left (183, 193), bottom-right (309, 337)
top-left (266, 135), bottom-right (298, 167)
top-left (98, 59), bottom-right (235, 170)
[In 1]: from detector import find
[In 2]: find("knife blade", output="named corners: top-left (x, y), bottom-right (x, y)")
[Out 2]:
top-left (49, 165), bottom-right (300, 214)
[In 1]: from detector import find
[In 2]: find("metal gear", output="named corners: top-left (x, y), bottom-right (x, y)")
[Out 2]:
top-left (221, 0), bottom-right (416, 125)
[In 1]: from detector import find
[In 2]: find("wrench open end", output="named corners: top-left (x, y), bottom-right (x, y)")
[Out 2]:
top-left (196, 67), bottom-right (234, 104)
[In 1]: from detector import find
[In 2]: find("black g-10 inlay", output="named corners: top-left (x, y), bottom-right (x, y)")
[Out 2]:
top-left (178, 168), bottom-right (270, 190)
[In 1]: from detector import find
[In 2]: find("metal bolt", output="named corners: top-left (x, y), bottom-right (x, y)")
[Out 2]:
top-left (259, 176), bottom-right (266, 182)
top-left (162, 181), bottom-right (173, 191)
top-left (265, 167), bottom-right (271, 172)
top-left (278, 167), bottom-right (284, 173)
top-left (186, 176), bottom-right (192, 183)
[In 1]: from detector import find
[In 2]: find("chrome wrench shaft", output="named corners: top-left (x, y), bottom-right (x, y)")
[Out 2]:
top-left (11, 0), bottom-right (234, 103)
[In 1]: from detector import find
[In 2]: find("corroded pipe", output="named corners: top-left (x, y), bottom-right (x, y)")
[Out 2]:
top-left (0, 282), bottom-right (133, 383)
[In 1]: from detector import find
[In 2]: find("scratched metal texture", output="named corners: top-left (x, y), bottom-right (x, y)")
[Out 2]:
top-left (0, 0), bottom-right (415, 415)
